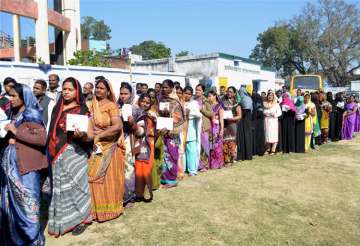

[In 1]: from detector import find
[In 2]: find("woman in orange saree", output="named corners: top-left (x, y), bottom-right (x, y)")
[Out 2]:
top-left (87, 78), bottom-right (125, 222)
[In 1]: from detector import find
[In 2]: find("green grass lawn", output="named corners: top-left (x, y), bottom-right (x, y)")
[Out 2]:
top-left (46, 136), bottom-right (360, 246)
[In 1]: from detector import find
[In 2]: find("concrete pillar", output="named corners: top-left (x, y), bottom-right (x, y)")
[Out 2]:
top-left (63, 0), bottom-right (81, 63)
top-left (54, 0), bottom-right (64, 65)
top-left (12, 15), bottom-right (21, 62)
top-left (34, 0), bottom-right (50, 64)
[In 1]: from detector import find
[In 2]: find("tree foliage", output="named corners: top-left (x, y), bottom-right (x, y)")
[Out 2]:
top-left (130, 40), bottom-right (171, 60)
top-left (176, 50), bottom-right (189, 57)
top-left (67, 50), bottom-right (111, 67)
top-left (250, 25), bottom-right (312, 78)
top-left (81, 16), bottom-right (111, 41)
top-left (250, 0), bottom-right (360, 86)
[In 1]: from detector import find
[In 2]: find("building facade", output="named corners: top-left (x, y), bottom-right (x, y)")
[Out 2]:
top-left (0, 61), bottom-right (186, 96)
top-left (0, 0), bottom-right (81, 64)
top-left (133, 52), bottom-right (276, 92)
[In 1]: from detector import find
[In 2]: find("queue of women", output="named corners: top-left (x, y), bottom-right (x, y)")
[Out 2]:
top-left (0, 76), bottom-right (359, 245)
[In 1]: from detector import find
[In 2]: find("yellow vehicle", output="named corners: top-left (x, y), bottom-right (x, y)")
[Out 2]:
top-left (290, 75), bottom-right (323, 95)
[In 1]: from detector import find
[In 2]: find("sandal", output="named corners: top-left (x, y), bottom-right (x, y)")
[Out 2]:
top-left (72, 224), bottom-right (88, 236)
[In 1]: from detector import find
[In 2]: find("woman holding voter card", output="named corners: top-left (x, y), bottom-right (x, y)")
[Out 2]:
top-left (222, 86), bottom-right (242, 166)
top-left (130, 93), bottom-right (156, 201)
top-left (117, 82), bottom-right (137, 205)
top-left (182, 86), bottom-right (202, 176)
top-left (0, 84), bottom-right (47, 245)
top-left (194, 84), bottom-right (213, 172)
top-left (263, 90), bottom-right (282, 155)
top-left (156, 79), bottom-right (185, 188)
top-left (87, 78), bottom-right (125, 222)
top-left (47, 77), bottom-right (94, 237)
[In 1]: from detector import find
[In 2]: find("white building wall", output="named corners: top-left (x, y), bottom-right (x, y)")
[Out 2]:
top-left (258, 70), bottom-right (276, 92)
top-left (0, 62), bottom-right (185, 97)
top-left (175, 57), bottom-right (218, 78)
top-left (217, 58), bottom-right (275, 91)
top-left (132, 53), bottom-right (276, 91)
top-left (133, 59), bottom-right (170, 72)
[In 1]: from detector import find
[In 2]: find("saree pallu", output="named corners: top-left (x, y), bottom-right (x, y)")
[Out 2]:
top-left (223, 122), bottom-right (237, 164)
top-left (198, 131), bottom-right (210, 171)
top-left (223, 101), bottom-right (237, 164)
top-left (342, 103), bottom-right (357, 140)
top-left (320, 110), bottom-right (330, 129)
top-left (124, 135), bottom-right (136, 203)
top-left (48, 144), bottom-right (92, 237)
top-left (178, 127), bottom-right (187, 179)
top-left (354, 109), bottom-right (360, 133)
top-left (209, 122), bottom-right (224, 169)
top-left (304, 116), bottom-right (313, 151)
top-left (160, 135), bottom-right (180, 186)
top-left (313, 111), bottom-right (322, 146)
top-left (152, 136), bottom-right (163, 190)
top-left (223, 140), bottom-right (236, 165)
top-left (88, 141), bottom-right (125, 222)
top-left (0, 145), bottom-right (44, 246)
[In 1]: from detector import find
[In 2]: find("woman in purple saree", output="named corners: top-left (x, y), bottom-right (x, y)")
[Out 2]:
top-left (207, 90), bottom-right (224, 169)
top-left (157, 80), bottom-right (185, 188)
top-left (341, 95), bottom-right (358, 140)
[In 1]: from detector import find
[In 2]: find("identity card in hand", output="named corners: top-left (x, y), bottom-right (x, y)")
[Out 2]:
top-left (159, 102), bottom-right (170, 111)
top-left (223, 110), bottom-right (233, 119)
top-left (121, 104), bottom-right (132, 121)
top-left (66, 114), bottom-right (89, 132)
top-left (0, 120), bottom-right (11, 138)
top-left (156, 117), bottom-right (173, 130)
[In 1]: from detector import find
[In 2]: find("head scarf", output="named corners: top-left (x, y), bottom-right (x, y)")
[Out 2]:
top-left (281, 93), bottom-right (296, 112)
top-left (295, 96), bottom-right (305, 115)
top-left (239, 87), bottom-right (253, 112)
top-left (252, 92), bottom-right (264, 111)
top-left (48, 77), bottom-right (89, 163)
top-left (252, 92), bottom-right (264, 119)
top-left (90, 79), bottom-right (117, 127)
top-left (13, 84), bottom-right (44, 127)
top-left (118, 82), bottom-right (135, 107)
top-left (326, 92), bottom-right (334, 104)
top-left (335, 92), bottom-right (343, 102)
top-left (264, 90), bottom-right (278, 108)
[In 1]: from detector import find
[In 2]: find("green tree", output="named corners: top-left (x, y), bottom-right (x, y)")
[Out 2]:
top-left (130, 40), bottom-right (171, 60)
top-left (250, 0), bottom-right (360, 86)
top-left (81, 16), bottom-right (111, 41)
top-left (67, 50), bottom-right (111, 67)
top-left (293, 0), bottom-right (360, 86)
top-left (176, 50), bottom-right (189, 57)
top-left (250, 24), bottom-right (313, 78)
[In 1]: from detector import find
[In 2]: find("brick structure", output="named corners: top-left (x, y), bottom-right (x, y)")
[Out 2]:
top-left (0, 0), bottom-right (80, 64)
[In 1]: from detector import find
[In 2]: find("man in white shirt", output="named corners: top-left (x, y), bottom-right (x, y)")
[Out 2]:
top-left (46, 74), bottom-right (62, 102)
